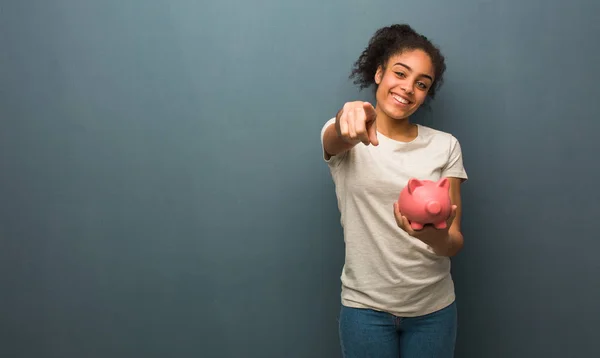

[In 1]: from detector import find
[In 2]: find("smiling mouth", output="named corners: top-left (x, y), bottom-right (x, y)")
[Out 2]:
top-left (392, 93), bottom-right (411, 105)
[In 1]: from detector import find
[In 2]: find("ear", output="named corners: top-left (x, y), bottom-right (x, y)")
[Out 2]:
top-left (407, 178), bottom-right (423, 194)
top-left (375, 66), bottom-right (383, 85)
top-left (437, 177), bottom-right (450, 189)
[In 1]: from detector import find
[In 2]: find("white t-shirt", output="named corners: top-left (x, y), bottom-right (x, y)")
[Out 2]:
top-left (320, 117), bottom-right (468, 317)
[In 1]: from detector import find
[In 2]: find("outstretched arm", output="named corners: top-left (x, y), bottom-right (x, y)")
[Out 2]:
top-left (323, 102), bottom-right (379, 159)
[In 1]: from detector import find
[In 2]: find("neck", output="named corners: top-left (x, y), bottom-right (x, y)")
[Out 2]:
top-left (375, 107), bottom-right (418, 142)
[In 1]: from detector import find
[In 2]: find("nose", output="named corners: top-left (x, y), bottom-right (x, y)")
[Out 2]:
top-left (402, 85), bottom-right (414, 95)
top-left (426, 201), bottom-right (441, 215)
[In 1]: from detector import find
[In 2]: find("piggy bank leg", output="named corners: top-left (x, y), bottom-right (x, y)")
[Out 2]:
top-left (433, 221), bottom-right (447, 229)
top-left (410, 221), bottom-right (424, 230)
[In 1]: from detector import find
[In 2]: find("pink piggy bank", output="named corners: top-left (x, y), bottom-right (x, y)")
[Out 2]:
top-left (397, 177), bottom-right (452, 230)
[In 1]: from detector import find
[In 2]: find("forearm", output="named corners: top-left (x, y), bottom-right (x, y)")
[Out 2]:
top-left (429, 230), bottom-right (464, 257)
top-left (431, 178), bottom-right (465, 257)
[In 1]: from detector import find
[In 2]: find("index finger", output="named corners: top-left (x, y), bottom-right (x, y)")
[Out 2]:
top-left (393, 203), bottom-right (414, 234)
top-left (367, 119), bottom-right (378, 146)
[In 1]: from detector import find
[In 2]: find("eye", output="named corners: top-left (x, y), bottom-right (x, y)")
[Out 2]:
top-left (416, 82), bottom-right (428, 90)
top-left (394, 71), bottom-right (406, 78)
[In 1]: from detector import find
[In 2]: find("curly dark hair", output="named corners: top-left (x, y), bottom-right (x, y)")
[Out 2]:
top-left (349, 24), bottom-right (446, 99)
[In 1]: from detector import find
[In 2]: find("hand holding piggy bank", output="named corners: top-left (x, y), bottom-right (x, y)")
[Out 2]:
top-left (397, 177), bottom-right (452, 230)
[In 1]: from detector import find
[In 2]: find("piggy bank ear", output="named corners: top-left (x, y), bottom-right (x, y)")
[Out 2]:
top-left (437, 177), bottom-right (450, 189)
top-left (407, 178), bottom-right (423, 194)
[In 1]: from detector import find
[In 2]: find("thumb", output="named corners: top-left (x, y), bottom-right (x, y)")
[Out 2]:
top-left (362, 102), bottom-right (377, 120)
top-left (446, 205), bottom-right (457, 225)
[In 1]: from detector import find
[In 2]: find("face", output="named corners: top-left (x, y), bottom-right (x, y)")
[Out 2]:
top-left (374, 49), bottom-right (435, 120)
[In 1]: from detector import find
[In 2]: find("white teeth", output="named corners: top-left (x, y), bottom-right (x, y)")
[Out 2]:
top-left (393, 94), bottom-right (409, 104)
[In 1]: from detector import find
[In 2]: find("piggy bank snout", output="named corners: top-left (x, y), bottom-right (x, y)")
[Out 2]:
top-left (426, 201), bottom-right (441, 215)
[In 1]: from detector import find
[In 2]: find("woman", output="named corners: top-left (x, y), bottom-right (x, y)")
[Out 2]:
top-left (320, 24), bottom-right (468, 358)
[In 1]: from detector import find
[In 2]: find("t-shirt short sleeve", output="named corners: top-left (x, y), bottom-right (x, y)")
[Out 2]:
top-left (441, 135), bottom-right (468, 181)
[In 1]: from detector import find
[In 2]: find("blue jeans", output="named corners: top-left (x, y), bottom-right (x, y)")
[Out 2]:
top-left (338, 301), bottom-right (457, 358)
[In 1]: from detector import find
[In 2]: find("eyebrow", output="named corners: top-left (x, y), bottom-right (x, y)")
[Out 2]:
top-left (394, 62), bottom-right (433, 82)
